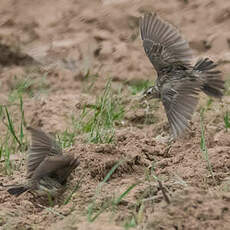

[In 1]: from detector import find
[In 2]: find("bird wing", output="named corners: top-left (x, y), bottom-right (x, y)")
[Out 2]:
top-left (31, 155), bottom-right (76, 181)
top-left (161, 80), bottom-right (201, 138)
top-left (26, 127), bottom-right (62, 178)
top-left (140, 13), bottom-right (193, 74)
top-left (55, 157), bottom-right (80, 184)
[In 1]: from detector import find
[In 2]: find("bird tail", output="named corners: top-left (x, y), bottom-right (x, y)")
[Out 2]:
top-left (7, 185), bottom-right (28, 196)
top-left (193, 58), bottom-right (224, 98)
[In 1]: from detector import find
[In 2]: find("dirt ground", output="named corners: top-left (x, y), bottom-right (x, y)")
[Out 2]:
top-left (1, 0), bottom-right (230, 229)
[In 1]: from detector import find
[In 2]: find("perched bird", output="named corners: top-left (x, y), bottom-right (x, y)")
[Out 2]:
top-left (140, 13), bottom-right (225, 138)
top-left (7, 127), bottom-right (79, 197)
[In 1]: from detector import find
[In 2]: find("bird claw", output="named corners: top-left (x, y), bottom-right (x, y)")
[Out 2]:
top-left (155, 134), bottom-right (174, 144)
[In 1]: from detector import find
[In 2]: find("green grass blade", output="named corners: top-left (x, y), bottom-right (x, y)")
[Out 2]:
top-left (64, 174), bottom-right (85, 205)
top-left (97, 160), bottom-right (122, 192)
top-left (87, 160), bottom-right (122, 222)
top-left (224, 111), bottom-right (230, 131)
top-left (200, 108), bottom-right (216, 184)
top-left (4, 106), bottom-right (21, 146)
top-left (19, 95), bottom-right (25, 145)
top-left (113, 183), bottom-right (138, 205)
top-left (88, 202), bottom-right (110, 222)
top-left (74, 79), bottom-right (124, 144)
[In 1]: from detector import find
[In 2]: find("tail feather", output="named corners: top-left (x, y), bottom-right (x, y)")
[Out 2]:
top-left (193, 58), bottom-right (224, 98)
top-left (7, 185), bottom-right (28, 197)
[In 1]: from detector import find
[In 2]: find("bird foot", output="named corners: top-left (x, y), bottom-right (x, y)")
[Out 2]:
top-left (155, 134), bottom-right (174, 144)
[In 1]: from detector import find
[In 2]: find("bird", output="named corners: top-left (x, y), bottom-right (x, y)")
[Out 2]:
top-left (139, 12), bottom-right (225, 138)
top-left (6, 126), bottom-right (79, 197)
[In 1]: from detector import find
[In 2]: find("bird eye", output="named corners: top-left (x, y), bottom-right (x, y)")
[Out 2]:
top-left (145, 89), bottom-right (152, 96)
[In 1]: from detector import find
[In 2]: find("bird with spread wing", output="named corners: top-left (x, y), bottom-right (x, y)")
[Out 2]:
top-left (6, 127), bottom-right (79, 197)
top-left (140, 13), bottom-right (225, 138)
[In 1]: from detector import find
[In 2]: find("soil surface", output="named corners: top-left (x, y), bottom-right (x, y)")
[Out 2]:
top-left (1, 0), bottom-right (230, 229)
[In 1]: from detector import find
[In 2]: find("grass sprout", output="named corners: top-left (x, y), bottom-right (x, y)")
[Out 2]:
top-left (0, 97), bottom-right (28, 174)
top-left (4, 106), bottom-right (22, 146)
top-left (75, 79), bottom-right (124, 143)
top-left (224, 77), bottom-right (230, 96)
top-left (112, 183), bottom-right (138, 206)
top-left (224, 111), bottom-right (230, 131)
top-left (0, 132), bottom-right (12, 175)
top-left (82, 70), bottom-right (99, 92)
top-left (124, 216), bottom-right (137, 229)
top-left (8, 73), bottom-right (48, 102)
top-left (8, 76), bottom-right (33, 102)
top-left (87, 172), bottom-right (137, 223)
top-left (64, 174), bottom-right (85, 205)
top-left (57, 130), bottom-right (76, 149)
top-left (205, 98), bottom-right (213, 110)
top-left (200, 108), bottom-right (216, 184)
top-left (128, 79), bottom-right (153, 95)
top-left (87, 161), bottom-right (122, 222)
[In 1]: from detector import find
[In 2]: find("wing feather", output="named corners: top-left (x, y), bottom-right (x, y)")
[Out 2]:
top-left (26, 127), bottom-right (62, 178)
top-left (161, 80), bottom-right (201, 138)
top-left (140, 13), bottom-right (193, 73)
top-left (32, 155), bottom-right (73, 181)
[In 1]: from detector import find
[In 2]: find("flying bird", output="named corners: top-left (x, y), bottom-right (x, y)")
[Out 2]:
top-left (7, 127), bottom-right (79, 197)
top-left (140, 13), bottom-right (225, 138)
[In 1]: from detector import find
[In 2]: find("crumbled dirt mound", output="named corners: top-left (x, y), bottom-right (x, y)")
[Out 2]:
top-left (0, 0), bottom-right (230, 229)
top-left (145, 187), bottom-right (230, 230)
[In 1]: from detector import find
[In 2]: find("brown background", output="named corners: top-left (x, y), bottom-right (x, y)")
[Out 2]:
top-left (0, 0), bottom-right (230, 229)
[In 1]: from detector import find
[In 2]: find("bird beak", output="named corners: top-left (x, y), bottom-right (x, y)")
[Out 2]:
top-left (131, 92), bottom-right (146, 104)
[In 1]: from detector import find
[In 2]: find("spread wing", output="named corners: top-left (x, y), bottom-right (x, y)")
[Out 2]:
top-left (26, 127), bottom-right (62, 178)
top-left (140, 13), bottom-right (193, 73)
top-left (31, 155), bottom-right (79, 183)
top-left (161, 80), bottom-right (201, 138)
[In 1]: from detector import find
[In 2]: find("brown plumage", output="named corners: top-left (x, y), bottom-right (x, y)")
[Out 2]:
top-left (7, 127), bottom-right (79, 197)
top-left (140, 13), bottom-right (225, 138)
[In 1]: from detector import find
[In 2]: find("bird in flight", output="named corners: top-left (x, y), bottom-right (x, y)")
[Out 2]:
top-left (140, 13), bottom-right (225, 138)
top-left (6, 127), bottom-right (79, 197)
